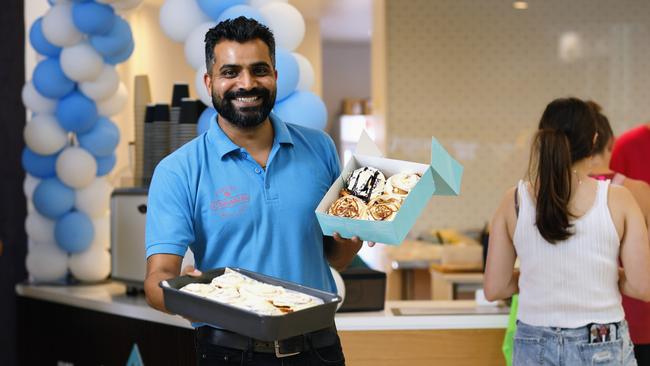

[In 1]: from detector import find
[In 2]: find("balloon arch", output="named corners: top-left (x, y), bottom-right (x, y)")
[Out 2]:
top-left (22, 0), bottom-right (327, 283)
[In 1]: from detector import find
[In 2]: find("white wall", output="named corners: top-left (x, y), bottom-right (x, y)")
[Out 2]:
top-left (376, 0), bottom-right (650, 233)
top-left (322, 40), bottom-right (371, 150)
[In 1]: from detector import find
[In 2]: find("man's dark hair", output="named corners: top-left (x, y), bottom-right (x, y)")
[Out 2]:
top-left (204, 16), bottom-right (276, 73)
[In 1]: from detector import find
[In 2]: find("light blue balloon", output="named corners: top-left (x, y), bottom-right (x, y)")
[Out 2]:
top-left (56, 92), bottom-right (98, 134)
top-left (197, 0), bottom-right (246, 20)
top-left (89, 16), bottom-right (133, 58)
top-left (197, 108), bottom-right (217, 135)
top-left (96, 153), bottom-right (116, 176)
top-left (32, 58), bottom-right (75, 99)
top-left (216, 5), bottom-right (267, 25)
top-left (55, 211), bottom-right (94, 253)
top-left (273, 91), bottom-right (327, 130)
top-left (72, 2), bottom-right (115, 35)
top-left (275, 48), bottom-right (299, 102)
top-left (104, 39), bottom-right (134, 65)
top-left (78, 117), bottom-right (120, 157)
top-left (29, 18), bottom-right (61, 57)
top-left (33, 178), bottom-right (75, 219)
top-left (22, 147), bottom-right (59, 178)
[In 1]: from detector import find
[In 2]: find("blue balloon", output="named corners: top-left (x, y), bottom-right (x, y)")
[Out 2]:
top-left (32, 58), bottom-right (75, 99)
top-left (89, 16), bottom-right (133, 58)
top-left (78, 117), bottom-right (120, 157)
top-left (197, 0), bottom-right (246, 20)
top-left (273, 91), bottom-right (327, 130)
top-left (104, 39), bottom-right (134, 65)
top-left (29, 18), bottom-right (61, 57)
top-left (22, 147), bottom-right (59, 178)
top-left (56, 92), bottom-right (98, 133)
top-left (275, 49), bottom-right (300, 102)
top-left (96, 153), bottom-right (116, 176)
top-left (197, 108), bottom-right (217, 135)
top-left (33, 178), bottom-right (75, 219)
top-left (72, 2), bottom-right (115, 35)
top-left (216, 5), bottom-right (267, 25)
top-left (55, 211), bottom-right (94, 253)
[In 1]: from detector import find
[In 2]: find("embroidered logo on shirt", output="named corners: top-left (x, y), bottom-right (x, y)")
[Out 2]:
top-left (211, 186), bottom-right (250, 217)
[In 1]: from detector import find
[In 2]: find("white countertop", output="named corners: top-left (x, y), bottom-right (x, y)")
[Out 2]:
top-left (16, 282), bottom-right (509, 331)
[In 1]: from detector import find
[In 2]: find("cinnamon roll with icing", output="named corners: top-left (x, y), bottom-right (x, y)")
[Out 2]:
top-left (327, 195), bottom-right (368, 219)
top-left (367, 195), bottom-right (402, 221)
top-left (384, 172), bottom-right (421, 199)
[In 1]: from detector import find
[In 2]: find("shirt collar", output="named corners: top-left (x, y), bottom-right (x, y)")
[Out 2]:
top-left (207, 112), bottom-right (294, 159)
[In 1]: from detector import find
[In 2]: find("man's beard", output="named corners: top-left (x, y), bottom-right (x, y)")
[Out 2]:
top-left (212, 87), bottom-right (276, 129)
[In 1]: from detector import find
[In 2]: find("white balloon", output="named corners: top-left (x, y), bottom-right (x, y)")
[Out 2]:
top-left (42, 3), bottom-right (83, 47)
top-left (60, 42), bottom-right (104, 82)
top-left (29, 239), bottom-right (61, 250)
top-left (250, 0), bottom-right (288, 8)
top-left (22, 81), bottom-right (56, 114)
top-left (75, 177), bottom-right (112, 217)
top-left (79, 65), bottom-right (120, 101)
top-left (292, 52), bottom-right (315, 92)
top-left (111, 0), bottom-right (143, 11)
top-left (97, 82), bottom-right (128, 116)
top-left (259, 3), bottom-right (305, 51)
top-left (23, 174), bottom-right (41, 201)
top-left (90, 213), bottom-right (110, 250)
top-left (159, 0), bottom-right (210, 43)
top-left (55, 147), bottom-right (98, 189)
top-left (195, 65), bottom-right (212, 107)
top-left (69, 248), bottom-right (111, 282)
top-left (27, 200), bottom-right (36, 213)
top-left (25, 211), bottom-right (56, 244)
top-left (185, 22), bottom-right (216, 70)
top-left (24, 114), bottom-right (68, 155)
top-left (26, 245), bottom-right (68, 282)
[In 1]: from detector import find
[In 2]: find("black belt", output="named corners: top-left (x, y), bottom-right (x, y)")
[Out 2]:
top-left (196, 326), bottom-right (339, 358)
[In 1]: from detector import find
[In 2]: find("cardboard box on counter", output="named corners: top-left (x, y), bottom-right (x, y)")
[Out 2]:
top-left (316, 132), bottom-right (464, 245)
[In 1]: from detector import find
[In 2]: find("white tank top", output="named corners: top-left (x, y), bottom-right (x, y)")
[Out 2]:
top-left (514, 179), bottom-right (624, 328)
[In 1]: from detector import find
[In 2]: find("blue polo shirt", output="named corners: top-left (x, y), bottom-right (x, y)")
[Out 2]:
top-left (145, 113), bottom-right (339, 293)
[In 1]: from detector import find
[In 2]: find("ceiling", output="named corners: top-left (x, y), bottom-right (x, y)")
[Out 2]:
top-left (142, 0), bottom-right (372, 42)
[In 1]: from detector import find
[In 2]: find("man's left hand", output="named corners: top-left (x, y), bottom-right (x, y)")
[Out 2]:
top-left (332, 232), bottom-right (376, 248)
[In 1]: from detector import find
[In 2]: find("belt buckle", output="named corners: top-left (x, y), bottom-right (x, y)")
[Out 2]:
top-left (274, 340), bottom-right (300, 358)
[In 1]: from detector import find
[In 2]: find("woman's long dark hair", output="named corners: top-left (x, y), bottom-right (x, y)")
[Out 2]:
top-left (528, 97), bottom-right (596, 243)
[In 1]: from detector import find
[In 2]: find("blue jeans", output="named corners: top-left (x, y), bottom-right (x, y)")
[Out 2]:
top-left (514, 320), bottom-right (637, 365)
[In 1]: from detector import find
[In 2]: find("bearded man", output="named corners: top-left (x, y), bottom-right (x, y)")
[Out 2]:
top-left (144, 17), bottom-right (368, 366)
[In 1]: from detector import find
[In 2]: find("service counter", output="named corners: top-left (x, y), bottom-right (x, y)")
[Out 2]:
top-left (16, 282), bottom-right (508, 365)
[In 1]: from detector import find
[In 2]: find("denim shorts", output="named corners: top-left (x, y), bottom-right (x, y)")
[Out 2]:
top-left (514, 320), bottom-right (637, 365)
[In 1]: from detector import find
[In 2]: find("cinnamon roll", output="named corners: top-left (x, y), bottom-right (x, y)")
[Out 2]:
top-left (367, 195), bottom-right (402, 221)
top-left (327, 195), bottom-right (369, 219)
top-left (384, 172), bottom-right (421, 199)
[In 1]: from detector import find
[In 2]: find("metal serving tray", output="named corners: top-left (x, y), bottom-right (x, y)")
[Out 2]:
top-left (160, 267), bottom-right (341, 341)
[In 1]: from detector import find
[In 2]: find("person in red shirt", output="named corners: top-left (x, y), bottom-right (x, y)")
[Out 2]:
top-left (611, 123), bottom-right (650, 184)
top-left (592, 106), bottom-right (650, 364)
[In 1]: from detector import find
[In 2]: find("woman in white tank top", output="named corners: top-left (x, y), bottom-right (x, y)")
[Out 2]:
top-left (484, 97), bottom-right (650, 366)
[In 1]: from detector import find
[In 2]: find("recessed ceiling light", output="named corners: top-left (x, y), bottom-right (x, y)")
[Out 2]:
top-left (513, 1), bottom-right (528, 10)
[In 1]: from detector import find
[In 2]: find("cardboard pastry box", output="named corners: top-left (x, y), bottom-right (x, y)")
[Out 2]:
top-left (316, 132), bottom-right (463, 245)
